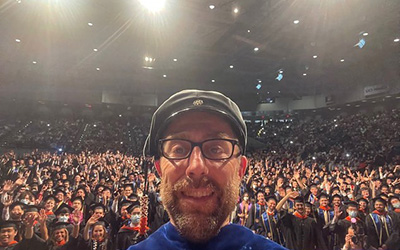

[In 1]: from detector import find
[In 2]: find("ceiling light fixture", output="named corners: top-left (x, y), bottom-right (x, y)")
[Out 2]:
top-left (173, 58), bottom-right (178, 62)
top-left (88, 22), bottom-right (93, 26)
top-left (247, 29), bottom-right (251, 33)
top-left (15, 39), bottom-right (21, 43)
top-left (293, 20), bottom-right (300, 24)
top-left (254, 47), bottom-right (259, 52)
top-left (303, 73), bottom-right (307, 76)
top-left (93, 48), bottom-right (98, 52)
top-left (163, 75), bottom-right (167, 78)
top-left (394, 38), bottom-right (400, 43)
top-left (211, 79), bottom-right (215, 83)
top-left (230, 65), bottom-right (234, 69)
top-left (362, 32), bottom-right (368, 36)
top-left (340, 59), bottom-right (345, 62)
top-left (209, 5), bottom-right (215, 10)
top-left (313, 55), bottom-right (317, 59)
top-left (32, 61), bottom-right (37, 64)
top-left (139, 0), bottom-right (166, 12)
top-left (233, 8), bottom-right (239, 14)
top-left (96, 68), bottom-right (100, 71)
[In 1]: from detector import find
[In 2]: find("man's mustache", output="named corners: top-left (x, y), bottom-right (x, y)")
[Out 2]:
top-left (172, 176), bottom-right (219, 192)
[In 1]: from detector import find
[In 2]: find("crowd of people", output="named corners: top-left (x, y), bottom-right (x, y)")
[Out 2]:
top-left (0, 118), bottom-right (149, 155)
top-left (0, 107), bottom-right (399, 249)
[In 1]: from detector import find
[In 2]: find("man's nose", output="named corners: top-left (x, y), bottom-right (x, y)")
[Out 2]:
top-left (186, 146), bottom-right (209, 180)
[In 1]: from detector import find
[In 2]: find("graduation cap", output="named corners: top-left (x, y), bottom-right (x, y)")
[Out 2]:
top-left (379, 193), bottom-right (389, 200)
top-left (51, 221), bottom-right (70, 231)
top-left (345, 201), bottom-right (359, 208)
top-left (372, 196), bottom-right (387, 206)
top-left (127, 194), bottom-right (138, 201)
top-left (96, 185), bottom-right (105, 192)
top-left (54, 188), bottom-right (66, 196)
top-left (70, 196), bottom-right (84, 204)
top-left (102, 186), bottom-right (112, 193)
top-left (389, 195), bottom-right (400, 204)
top-left (317, 193), bottom-right (330, 200)
top-left (75, 186), bottom-right (87, 195)
top-left (331, 194), bottom-right (342, 200)
top-left (356, 197), bottom-right (369, 204)
top-left (126, 201), bottom-right (140, 213)
top-left (54, 203), bottom-right (74, 216)
top-left (0, 221), bottom-right (19, 230)
top-left (90, 203), bottom-right (106, 212)
top-left (123, 183), bottom-right (133, 189)
top-left (255, 190), bottom-right (264, 197)
top-left (331, 187), bottom-right (340, 193)
top-left (43, 195), bottom-right (58, 203)
top-left (25, 205), bottom-right (39, 213)
top-left (305, 202), bottom-right (313, 207)
top-left (93, 218), bottom-right (109, 228)
top-left (294, 196), bottom-right (305, 204)
top-left (10, 201), bottom-right (26, 211)
top-left (265, 195), bottom-right (278, 203)
top-left (120, 200), bottom-right (133, 209)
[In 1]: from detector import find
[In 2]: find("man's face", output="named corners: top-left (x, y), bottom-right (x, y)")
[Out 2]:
top-left (305, 206), bottom-right (312, 216)
top-left (0, 227), bottom-right (17, 245)
top-left (332, 197), bottom-right (341, 206)
top-left (359, 201), bottom-right (367, 210)
top-left (55, 193), bottom-right (64, 202)
top-left (374, 201), bottom-right (385, 212)
top-left (361, 189), bottom-right (369, 198)
top-left (124, 187), bottom-right (133, 197)
top-left (320, 197), bottom-right (329, 207)
top-left (295, 202), bottom-right (304, 214)
top-left (72, 200), bottom-right (82, 211)
top-left (381, 187), bottom-right (389, 194)
top-left (157, 112), bottom-right (246, 243)
top-left (310, 187), bottom-right (318, 195)
top-left (257, 192), bottom-right (265, 203)
top-left (10, 206), bottom-right (24, 220)
top-left (93, 209), bottom-right (105, 218)
top-left (267, 199), bottom-right (276, 211)
top-left (120, 205), bottom-right (129, 218)
top-left (76, 189), bottom-right (85, 198)
top-left (391, 198), bottom-right (399, 207)
top-left (54, 229), bottom-right (66, 242)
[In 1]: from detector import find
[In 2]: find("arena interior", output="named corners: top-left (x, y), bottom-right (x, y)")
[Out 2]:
top-left (0, 0), bottom-right (399, 249)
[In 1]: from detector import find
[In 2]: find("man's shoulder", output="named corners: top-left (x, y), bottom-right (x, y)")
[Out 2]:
top-left (127, 223), bottom-right (171, 250)
top-left (226, 224), bottom-right (286, 249)
top-left (128, 223), bottom-right (287, 250)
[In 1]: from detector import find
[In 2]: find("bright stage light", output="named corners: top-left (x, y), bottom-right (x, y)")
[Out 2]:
top-left (139, 0), bottom-right (166, 12)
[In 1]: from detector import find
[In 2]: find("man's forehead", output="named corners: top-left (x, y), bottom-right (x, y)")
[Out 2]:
top-left (165, 131), bottom-right (233, 140)
top-left (163, 111), bottom-right (236, 138)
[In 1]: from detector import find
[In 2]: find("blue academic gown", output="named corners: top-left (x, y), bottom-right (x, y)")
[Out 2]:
top-left (128, 222), bottom-right (287, 250)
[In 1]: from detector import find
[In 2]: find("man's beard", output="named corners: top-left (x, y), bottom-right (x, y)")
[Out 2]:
top-left (160, 174), bottom-right (240, 243)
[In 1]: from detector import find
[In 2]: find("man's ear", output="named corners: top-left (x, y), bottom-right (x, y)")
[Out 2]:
top-left (239, 156), bottom-right (248, 178)
top-left (155, 160), bottom-right (162, 177)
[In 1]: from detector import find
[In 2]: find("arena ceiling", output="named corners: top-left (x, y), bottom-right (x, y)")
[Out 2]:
top-left (0, 0), bottom-right (399, 105)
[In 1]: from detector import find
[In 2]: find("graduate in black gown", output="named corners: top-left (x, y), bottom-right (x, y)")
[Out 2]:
top-left (329, 201), bottom-right (367, 250)
top-left (0, 221), bottom-right (21, 250)
top-left (365, 196), bottom-right (395, 249)
top-left (115, 202), bottom-right (147, 250)
top-left (258, 196), bottom-right (285, 245)
top-left (279, 196), bottom-right (327, 250)
top-left (246, 191), bottom-right (267, 231)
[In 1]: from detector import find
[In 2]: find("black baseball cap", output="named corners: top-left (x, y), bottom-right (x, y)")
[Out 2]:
top-left (145, 89), bottom-right (247, 158)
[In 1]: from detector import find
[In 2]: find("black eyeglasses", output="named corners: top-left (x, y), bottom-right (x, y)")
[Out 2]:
top-left (159, 138), bottom-right (240, 160)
